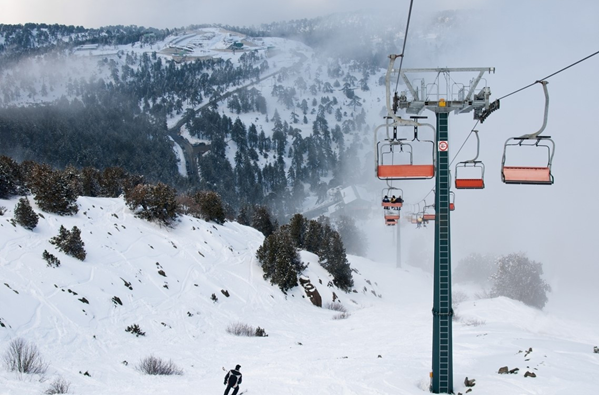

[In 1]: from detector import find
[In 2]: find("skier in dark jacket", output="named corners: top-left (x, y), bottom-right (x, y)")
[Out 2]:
top-left (224, 364), bottom-right (243, 395)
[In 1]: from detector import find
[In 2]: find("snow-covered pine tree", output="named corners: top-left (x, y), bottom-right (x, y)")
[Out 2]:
top-left (256, 227), bottom-right (306, 292)
top-left (251, 205), bottom-right (276, 237)
top-left (0, 155), bottom-right (24, 199)
top-left (29, 163), bottom-right (78, 215)
top-left (193, 190), bottom-right (225, 225)
top-left (13, 197), bottom-right (39, 230)
top-left (50, 225), bottom-right (86, 261)
top-left (318, 230), bottom-right (354, 292)
top-left (124, 182), bottom-right (178, 226)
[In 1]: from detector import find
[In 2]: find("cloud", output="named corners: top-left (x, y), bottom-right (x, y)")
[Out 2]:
top-left (0, 0), bottom-right (481, 29)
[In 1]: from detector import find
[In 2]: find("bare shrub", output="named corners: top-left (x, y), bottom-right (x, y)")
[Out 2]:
top-left (333, 312), bottom-right (351, 320)
top-left (474, 290), bottom-right (490, 300)
top-left (3, 338), bottom-right (48, 374)
top-left (44, 377), bottom-right (71, 394)
top-left (226, 322), bottom-right (255, 337)
top-left (324, 302), bottom-right (347, 313)
top-left (453, 291), bottom-right (468, 306)
top-left (461, 318), bottom-right (486, 327)
top-left (136, 355), bottom-right (183, 375)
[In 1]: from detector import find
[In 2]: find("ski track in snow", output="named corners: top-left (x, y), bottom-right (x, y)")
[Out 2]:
top-left (1, 200), bottom-right (599, 395)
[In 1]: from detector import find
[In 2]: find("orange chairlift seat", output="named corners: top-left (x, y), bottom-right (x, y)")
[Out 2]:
top-left (501, 81), bottom-right (555, 185)
top-left (419, 204), bottom-right (436, 222)
top-left (385, 214), bottom-right (400, 226)
top-left (455, 130), bottom-right (485, 189)
top-left (449, 191), bottom-right (455, 211)
top-left (375, 120), bottom-right (435, 180)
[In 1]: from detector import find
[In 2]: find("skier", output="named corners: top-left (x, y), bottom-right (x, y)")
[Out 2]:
top-left (224, 364), bottom-right (243, 395)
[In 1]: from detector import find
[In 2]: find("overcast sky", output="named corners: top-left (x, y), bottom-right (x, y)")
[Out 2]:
top-left (0, 0), bottom-right (480, 29)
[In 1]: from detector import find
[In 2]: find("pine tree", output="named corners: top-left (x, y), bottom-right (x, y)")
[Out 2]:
top-left (288, 213), bottom-right (307, 249)
top-left (193, 190), bottom-right (226, 224)
top-left (0, 155), bottom-right (24, 199)
top-left (30, 164), bottom-right (78, 216)
top-left (256, 227), bottom-right (306, 292)
top-left (13, 197), bottom-right (38, 230)
top-left (50, 225), bottom-right (86, 261)
top-left (318, 231), bottom-right (354, 292)
top-left (251, 205), bottom-right (276, 237)
top-left (124, 182), bottom-right (178, 226)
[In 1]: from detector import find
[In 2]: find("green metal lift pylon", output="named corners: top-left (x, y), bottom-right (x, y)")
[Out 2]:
top-left (431, 112), bottom-right (453, 393)
top-left (392, 65), bottom-right (495, 394)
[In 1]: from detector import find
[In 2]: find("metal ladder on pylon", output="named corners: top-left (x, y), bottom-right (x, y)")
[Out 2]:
top-left (432, 112), bottom-right (453, 393)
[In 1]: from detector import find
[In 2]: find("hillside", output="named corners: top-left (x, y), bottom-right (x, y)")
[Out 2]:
top-left (0, 20), bottom-right (389, 220)
top-left (1, 196), bottom-right (598, 394)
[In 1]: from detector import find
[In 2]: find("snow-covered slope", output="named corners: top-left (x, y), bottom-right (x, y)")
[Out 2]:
top-left (1, 196), bottom-right (598, 394)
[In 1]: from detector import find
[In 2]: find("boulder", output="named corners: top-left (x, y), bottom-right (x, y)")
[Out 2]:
top-left (299, 277), bottom-right (322, 307)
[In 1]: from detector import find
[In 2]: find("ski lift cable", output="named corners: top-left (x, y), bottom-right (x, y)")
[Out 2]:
top-left (448, 51), bottom-right (599, 166)
top-left (394, 0), bottom-right (415, 93)
top-left (398, 51), bottom-right (598, 206)
top-left (497, 49), bottom-right (599, 101)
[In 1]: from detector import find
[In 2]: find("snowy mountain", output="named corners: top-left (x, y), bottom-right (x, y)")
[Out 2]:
top-left (1, 195), bottom-right (598, 394)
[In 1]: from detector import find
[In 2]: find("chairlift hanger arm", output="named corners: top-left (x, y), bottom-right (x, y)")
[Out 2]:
top-left (465, 130), bottom-right (481, 163)
top-left (520, 81), bottom-right (549, 139)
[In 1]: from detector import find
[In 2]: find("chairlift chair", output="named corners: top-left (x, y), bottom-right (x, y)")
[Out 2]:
top-left (376, 122), bottom-right (435, 180)
top-left (381, 186), bottom-right (403, 226)
top-left (381, 186), bottom-right (404, 209)
top-left (420, 204), bottom-right (435, 222)
top-left (449, 191), bottom-right (455, 211)
top-left (501, 81), bottom-right (555, 185)
top-left (455, 130), bottom-right (485, 189)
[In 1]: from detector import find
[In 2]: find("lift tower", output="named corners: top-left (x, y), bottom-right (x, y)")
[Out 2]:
top-left (389, 58), bottom-right (494, 394)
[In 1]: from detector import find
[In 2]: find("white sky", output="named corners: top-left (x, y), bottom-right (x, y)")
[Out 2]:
top-left (0, 0), bottom-right (479, 29)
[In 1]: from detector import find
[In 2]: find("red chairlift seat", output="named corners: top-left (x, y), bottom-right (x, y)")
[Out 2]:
top-left (455, 178), bottom-right (485, 189)
top-left (376, 130), bottom-right (435, 180)
top-left (454, 131), bottom-right (485, 189)
top-left (501, 136), bottom-right (554, 185)
top-left (378, 164), bottom-right (435, 179)
top-left (502, 166), bottom-right (552, 185)
top-left (423, 214), bottom-right (436, 221)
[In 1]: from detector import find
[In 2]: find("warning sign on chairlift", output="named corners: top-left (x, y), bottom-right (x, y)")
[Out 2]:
top-left (438, 141), bottom-right (449, 152)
